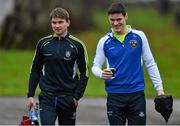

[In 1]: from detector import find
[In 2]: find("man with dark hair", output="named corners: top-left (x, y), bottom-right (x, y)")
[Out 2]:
top-left (27, 7), bottom-right (89, 125)
top-left (92, 2), bottom-right (165, 125)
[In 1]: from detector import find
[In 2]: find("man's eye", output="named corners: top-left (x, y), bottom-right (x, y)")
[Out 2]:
top-left (117, 19), bottom-right (121, 22)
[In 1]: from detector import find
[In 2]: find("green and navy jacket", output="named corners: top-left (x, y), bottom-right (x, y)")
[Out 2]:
top-left (28, 33), bottom-right (89, 100)
top-left (92, 26), bottom-right (163, 93)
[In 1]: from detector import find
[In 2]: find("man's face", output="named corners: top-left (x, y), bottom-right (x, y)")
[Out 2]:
top-left (51, 17), bottom-right (70, 37)
top-left (108, 13), bottom-right (128, 34)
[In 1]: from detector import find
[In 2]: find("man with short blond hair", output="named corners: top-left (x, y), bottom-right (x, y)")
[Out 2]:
top-left (27, 7), bottom-right (89, 125)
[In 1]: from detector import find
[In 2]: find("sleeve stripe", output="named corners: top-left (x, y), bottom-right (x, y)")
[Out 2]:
top-left (69, 35), bottom-right (89, 77)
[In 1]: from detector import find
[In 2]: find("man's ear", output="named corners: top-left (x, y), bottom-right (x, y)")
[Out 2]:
top-left (125, 13), bottom-right (128, 20)
top-left (68, 19), bottom-right (70, 26)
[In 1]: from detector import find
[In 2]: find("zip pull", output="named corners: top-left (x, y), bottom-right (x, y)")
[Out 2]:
top-left (122, 44), bottom-right (125, 47)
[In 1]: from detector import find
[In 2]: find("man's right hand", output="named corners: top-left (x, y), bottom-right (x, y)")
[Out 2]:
top-left (102, 69), bottom-right (113, 80)
top-left (27, 97), bottom-right (35, 110)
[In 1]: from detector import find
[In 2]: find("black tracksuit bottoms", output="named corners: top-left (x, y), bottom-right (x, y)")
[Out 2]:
top-left (107, 91), bottom-right (146, 125)
top-left (38, 91), bottom-right (77, 125)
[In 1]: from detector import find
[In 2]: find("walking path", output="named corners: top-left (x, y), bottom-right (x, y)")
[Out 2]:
top-left (0, 97), bottom-right (179, 125)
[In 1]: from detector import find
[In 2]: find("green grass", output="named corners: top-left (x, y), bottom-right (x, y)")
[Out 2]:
top-left (0, 50), bottom-right (106, 97)
top-left (0, 8), bottom-right (180, 98)
top-left (0, 50), bottom-right (33, 96)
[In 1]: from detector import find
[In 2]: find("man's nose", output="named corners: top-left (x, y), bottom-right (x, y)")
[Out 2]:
top-left (114, 20), bottom-right (119, 25)
top-left (55, 23), bottom-right (61, 27)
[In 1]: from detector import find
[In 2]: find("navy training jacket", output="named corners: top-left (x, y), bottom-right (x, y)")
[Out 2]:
top-left (28, 34), bottom-right (89, 100)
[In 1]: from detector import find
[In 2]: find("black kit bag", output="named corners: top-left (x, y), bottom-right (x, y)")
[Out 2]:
top-left (154, 95), bottom-right (173, 123)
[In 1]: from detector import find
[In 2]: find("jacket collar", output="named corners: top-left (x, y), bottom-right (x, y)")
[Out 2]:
top-left (107, 25), bottom-right (132, 38)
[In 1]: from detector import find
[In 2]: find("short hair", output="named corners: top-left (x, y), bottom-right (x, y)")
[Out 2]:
top-left (49, 8), bottom-right (69, 21)
top-left (108, 2), bottom-right (126, 16)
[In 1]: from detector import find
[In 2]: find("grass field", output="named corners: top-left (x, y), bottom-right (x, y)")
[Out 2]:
top-left (0, 8), bottom-right (180, 97)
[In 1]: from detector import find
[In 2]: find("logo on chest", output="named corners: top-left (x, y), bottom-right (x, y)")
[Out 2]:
top-left (129, 40), bottom-right (138, 48)
top-left (66, 51), bottom-right (71, 57)
top-left (64, 51), bottom-right (72, 60)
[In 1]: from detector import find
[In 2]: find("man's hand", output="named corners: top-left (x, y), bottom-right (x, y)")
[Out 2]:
top-left (102, 69), bottom-right (113, 80)
top-left (157, 90), bottom-right (165, 96)
top-left (27, 97), bottom-right (35, 110)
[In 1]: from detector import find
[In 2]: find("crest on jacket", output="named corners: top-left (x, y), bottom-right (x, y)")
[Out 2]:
top-left (65, 51), bottom-right (71, 57)
top-left (130, 40), bottom-right (138, 48)
top-left (64, 51), bottom-right (72, 60)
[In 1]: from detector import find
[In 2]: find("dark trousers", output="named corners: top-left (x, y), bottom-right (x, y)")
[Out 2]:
top-left (38, 91), bottom-right (77, 125)
top-left (107, 91), bottom-right (146, 125)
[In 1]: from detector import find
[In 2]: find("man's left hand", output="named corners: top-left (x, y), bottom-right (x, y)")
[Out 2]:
top-left (157, 90), bottom-right (165, 96)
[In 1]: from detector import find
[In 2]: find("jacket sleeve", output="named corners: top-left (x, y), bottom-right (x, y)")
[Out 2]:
top-left (27, 41), bottom-right (43, 97)
top-left (73, 42), bottom-right (89, 100)
top-left (92, 38), bottom-right (106, 78)
top-left (141, 31), bottom-right (164, 91)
